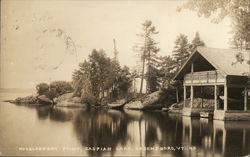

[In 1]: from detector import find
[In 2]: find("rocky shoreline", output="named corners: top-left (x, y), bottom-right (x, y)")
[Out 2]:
top-left (4, 92), bottom-right (86, 107)
top-left (4, 88), bottom-right (177, 110)
top-left (4, 88), bottom-right (215, 112)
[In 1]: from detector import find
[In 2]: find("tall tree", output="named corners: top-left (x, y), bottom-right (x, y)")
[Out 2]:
top-left (130, 68), bottom-right (140, 93)
top-left (158, 55), bottom-right (176, 87)
top-left (172, 34), bottom-right (190, 71)
top-left (146, 66), bottom-right (160, 93)
top-left (134, 20), bottom-right (160, 93)
top-left (113, 38), bottom-right (119, 61)
top-left (230, 8), bottom-right (250, 50)
top-left (72, 49), bottom-right (132, 105)
top-left (190, 32), bottom-right (205, 52)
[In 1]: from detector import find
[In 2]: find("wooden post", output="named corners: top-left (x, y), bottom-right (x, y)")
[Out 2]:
top-left (176, 87), bottom-right (179, 103)
top-left (214, 85), bottom-right (217, 110)
top-left (224, 85), bottom-right (228, 111)
top-left (215, 71), bottom-right (217, 83)
top-left (207, 72), bottom-right (209, 83)
top-left (191, 63), bottom-right (194, 85)
top-left (201, 86), bottom-right (203, 108)
top-left (244, 87), bottom-right (248, 111)
top-left (184, 86), bottom-right (186, 108)
top-left (191, 86), bottom-right (194, 108)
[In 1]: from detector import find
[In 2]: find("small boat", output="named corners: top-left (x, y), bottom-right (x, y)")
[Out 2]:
top-left (200, 111), bottom-right (213, 119)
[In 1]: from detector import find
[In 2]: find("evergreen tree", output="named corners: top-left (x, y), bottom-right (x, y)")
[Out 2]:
top-left (190, 32), bottom-right (205, 52)
top-left (146, 66), bottom-right (160, 93)
top-left (158, 55), bottom-right (176, 87)
top-left (172, 34), bottom-right (190, 71)
top-left (72, 49), bottom-right (132, 105)
top-left (134, 20), bottom-right (160, 93)
top-left (130, 68), bottom-right (140, 93)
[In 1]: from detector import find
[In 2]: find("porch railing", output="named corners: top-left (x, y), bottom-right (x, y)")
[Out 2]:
top-left (184, 70), bottom-right (225, 85)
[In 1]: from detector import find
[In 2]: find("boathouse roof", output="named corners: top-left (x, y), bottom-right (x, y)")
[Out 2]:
top-left (174, 47), bottom-right (250, 80)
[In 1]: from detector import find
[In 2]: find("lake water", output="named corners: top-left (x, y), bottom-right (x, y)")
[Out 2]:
top-left (0, 92), bottom-right (249, 157)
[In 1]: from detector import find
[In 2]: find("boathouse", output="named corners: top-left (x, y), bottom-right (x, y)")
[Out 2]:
top-left (173, 47), bottom-right (250, 120)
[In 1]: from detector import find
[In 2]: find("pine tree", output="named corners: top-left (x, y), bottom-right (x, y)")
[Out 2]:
top-left (134, 20), bottom-right (160, 93)
top-left (158, 55), bottom-right (176, 87)
top-left (172, 34), bottom-right (190, 71)
top-left (72, 49), bottom-right (132, 105)
top-left (190, 32), bottom-right (205, 52)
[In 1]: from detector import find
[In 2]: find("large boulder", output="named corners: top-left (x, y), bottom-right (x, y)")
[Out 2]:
top-left (54, 93), bottom-right (73, 103)
top-left (124, 100), bottom-right (143, 110)
top-left (141, 91), bottom-right (162, 106)
top-left (37, 95), bottom-right (53, 105)
top-left (125, 90), bottom-right (166, 110)
top-left (54, 92), bottom-right (86, 107)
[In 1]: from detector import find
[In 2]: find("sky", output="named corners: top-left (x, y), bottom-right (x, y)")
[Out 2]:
top-left (0, 0), bottom-right (231, 89)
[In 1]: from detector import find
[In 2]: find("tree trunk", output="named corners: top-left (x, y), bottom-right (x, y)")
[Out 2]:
top-left (140, 57), bottom-right (145, 94)
top-left (146, 51), bottom-right (151, 94)
top-left (133, 78), bottom-right (136, 93)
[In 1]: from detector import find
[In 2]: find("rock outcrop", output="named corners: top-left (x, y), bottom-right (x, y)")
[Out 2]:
top-left (125, 90), bottom-right (167, 110)
top-left (37, 95), bottom-right (53, 105)
top-left (54, 93), bottom-right (86, 107)
top-left (9, 94), bottom-right (53, 105)
top-left (13, 94), bottom-right (39, 104)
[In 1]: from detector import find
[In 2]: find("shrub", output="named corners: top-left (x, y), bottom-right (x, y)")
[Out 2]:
top-left (36, 81), bottom-right (73, 100)
top-left (49, 81), bottom-right (73, 97)
top-left (36, 83), bottom-right (49, 95)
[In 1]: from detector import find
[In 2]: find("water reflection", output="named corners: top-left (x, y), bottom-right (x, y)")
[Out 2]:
top-left (17, 105), bottom-right (250, 157)
top-left (73, 109), bottom-right (131, 157)
top-left (36, 106), bottom-right (74, 122)
top-left (213, 120), bottom-right (250, 157)
top-left (180, 118), bottom-right (250, 157)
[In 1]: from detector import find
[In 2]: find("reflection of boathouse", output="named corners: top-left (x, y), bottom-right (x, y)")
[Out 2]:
top-left (174, 47), bottom-right (250, 120)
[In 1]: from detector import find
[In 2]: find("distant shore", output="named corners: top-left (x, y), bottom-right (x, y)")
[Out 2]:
top-left (0, 88), bottom-right (35, 93)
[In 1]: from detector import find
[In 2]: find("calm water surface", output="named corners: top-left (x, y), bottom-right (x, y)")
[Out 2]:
top-left (0, 92), bottom-right (249, 157)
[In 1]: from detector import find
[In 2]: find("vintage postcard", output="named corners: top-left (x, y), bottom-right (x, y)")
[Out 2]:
top-left (0, 0), bottom-right (249, 157)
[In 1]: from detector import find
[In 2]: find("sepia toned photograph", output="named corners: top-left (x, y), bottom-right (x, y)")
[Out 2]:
top-left (0, 0), bottom-right (250, 156)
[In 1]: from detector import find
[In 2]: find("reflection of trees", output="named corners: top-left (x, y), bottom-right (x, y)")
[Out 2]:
top-left (49, 107), bottom-right (73, 122)
top-left (142, 112), bottom-right (184, 157)
top-left (33, 106), bottom-right (250, 157)
top-left (36, 106), bottom-right (51, 119)
top-left (35, 106), bottom-right (74, 122)
top-left (73, 109), bottom-right (131, 157)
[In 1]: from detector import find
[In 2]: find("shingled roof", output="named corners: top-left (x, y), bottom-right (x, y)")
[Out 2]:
top-left (174, 47), bottom-right (250, 80)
